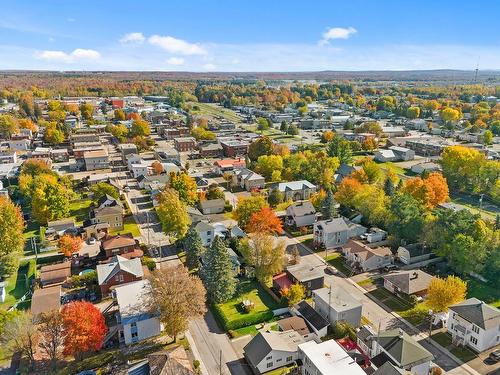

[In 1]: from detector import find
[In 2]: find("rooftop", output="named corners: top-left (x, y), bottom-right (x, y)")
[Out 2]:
top-left (449, 297), bottom-right (500, 330)
top-left (313, 286), bottom-right (362, 312)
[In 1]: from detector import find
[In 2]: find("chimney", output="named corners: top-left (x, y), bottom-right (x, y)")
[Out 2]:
top-left (411, 271), bottom-right (418, 280)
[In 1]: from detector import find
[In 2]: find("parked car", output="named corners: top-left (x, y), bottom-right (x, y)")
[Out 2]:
top-left (382, 265), bottom-right (398, 272)
top-left (324, 266), bottom-right (338, 275)
top-left (488, 350), bottom-right (500, 363)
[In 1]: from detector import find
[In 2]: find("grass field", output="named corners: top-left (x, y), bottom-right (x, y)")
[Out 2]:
top-left (109, 215), bottom-right (141, 238)
top-left (431, 332), bottom-right (477, 363)
top-left (325, 253), bottom-right (352, 276)
top-left (23, 220), bottom-right (40, 255)
top-left (189, 102), bottom-right (242, 123)
top-left (466, 278), bottom-right (500, 308)
top-left (0, 259), bottom-right (36, 309)
top-left (68, 198), bottom-right (93, 225)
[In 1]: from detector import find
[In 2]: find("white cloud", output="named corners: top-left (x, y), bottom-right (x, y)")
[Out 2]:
top-left (120, 32), bottom-right (145, 44)
top-left (320, 26), bottom-right (357, 45)
top-left (202, 63), bottom-right (216, 70)
top-left (166, 57), bottom-right (185, 65)
top-left (148, 35), bottom-right (206, 55)
top-left (37, 48), bottom-right (100, 63)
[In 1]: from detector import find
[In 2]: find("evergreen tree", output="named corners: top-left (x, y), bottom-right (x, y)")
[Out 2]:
top-left (384, 177), bottom-right (395, 196)
top-left (268, 188), bottom-right (284, 207)
top-left (495, 214), bottom-right (500, 231)
top-left (396, 178), bottom-right (404, 191)
top-left (322, 188), bottom-right (337, 220)
top-left (200, 236), bottom-right (236, 303)
top-left (183, 227), bottom-right (205, 270)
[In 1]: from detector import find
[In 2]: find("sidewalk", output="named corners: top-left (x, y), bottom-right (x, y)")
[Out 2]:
top-left (185, 330), bottom-right (209, 375)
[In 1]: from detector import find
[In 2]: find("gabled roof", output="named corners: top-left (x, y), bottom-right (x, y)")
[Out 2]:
top-left (278, 180), bottom-right (315, 192)
top-left (383, 270), bottom-right (433, 295)
top-left (296, 301), bottom-right (329, 332)
top-left (287, 201), bottom-right (316, 217)
top-left (102, 233), bottom-right (136, 250)
top-left (449, 298), bottom-right (500, 330)
top-left (244, 330), bottom-right (304, 366)
top-left (375, 329), bottom-right (433, 367)
top-left (200, 198), bottom-right (225, 210)
top-left (277, 316), bottom-right (311, 336)
top-left (343, 239), bottom-right (392, 261)
top-left (313, 286), bottom-right (362, 312)
top-left (96, 255), bottom-right (144, 285)
top-left (315, 217), bottom-right (349, 233)
top-left (97, 194), bottom-right (123, 209)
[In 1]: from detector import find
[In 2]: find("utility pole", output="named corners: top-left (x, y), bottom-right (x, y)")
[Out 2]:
top-left (328, 284), bottom-right (332, 325)
top-left (146, 211), bottom-right (150, 247)
top-left (219, 349), bottom-right (222, 375)
top-left (428, 309), bottom-right (434, 341)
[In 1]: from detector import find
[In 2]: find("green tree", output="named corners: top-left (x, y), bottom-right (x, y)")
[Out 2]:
top-left (90, 182), bottom-right (120, 203)
top-left (130, 119), bottom-right (151, 137)
top-left (327, 137), bottom-right (353, 165)
top-left (287, 124), bottom-right (299, 135)
top-left (482, 130), bottom-right (493, 145)
top-left (255, 155), bottom-right (283, 180)
top-left (0, 196), bottom-right (25, 276)
top-left (113, 109), bottom-right (126, 121)
top-left (384, 176), bottom-right (395, 196)
top-left (268, 188), bottom-right (283, 207)
top-left (240, 234), bottom-right (285, 283)
top-left (183, 227), bottom-right (205, 270)
top-left (0, 114), bottom-right (19, 138)
top-left (321, 188), bottom-right (337, 220)
top-left (256, 117), bottom-right (269, 131)
top-left (234, 195), bottom-right (269, 229)
top-left (169, 172), bottom-right (198, 206)
top-left (387, 193), bottom-right (425, 244)
top-left (406, 106), bottom-right (421, 119)
top-left (200, 236), bottom-right (236, 303)
top-left (30, 175), bottom-right (72, 224)
top-left (280, 121), bottom-right (289, 133)
top-left (44, 127), bottom-right (64, 145)
top-left (157, 188), bottom-right (191, 240)
top-left (248, 136), bottom-right (273, 162)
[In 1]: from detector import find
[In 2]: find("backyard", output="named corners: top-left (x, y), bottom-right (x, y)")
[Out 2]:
top-left (325, 253), bottom-right (352, 276)
top-left (0, 259), bottom-right (36, 310)
top-left (68, 198), bottom-right (93, 225)
top-left (109, 215), bottom-right (141, 238)
top-left (431, 332), bottom-right (478, 363)
top-left (466, 278), bottom-right (500, 308)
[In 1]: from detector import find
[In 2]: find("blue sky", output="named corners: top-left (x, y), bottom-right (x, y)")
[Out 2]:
top-left (0, 0), bottom-right (499, 71)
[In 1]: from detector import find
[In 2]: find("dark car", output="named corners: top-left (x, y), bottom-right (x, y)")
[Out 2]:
top-left (489, 350), bottom-right (500, 363)
top-left (382, 265), bottom-right (398, 272)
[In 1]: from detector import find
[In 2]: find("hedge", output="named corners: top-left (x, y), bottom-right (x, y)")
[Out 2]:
top-left (212, 304), bottom-right (274, 331)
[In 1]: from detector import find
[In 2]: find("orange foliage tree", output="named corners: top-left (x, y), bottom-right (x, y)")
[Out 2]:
top-left (58, 234), bottom-right (83, 257)
top-left (62, 301), bottom-right (107, 359)
top-left (246, 207), bottom-right (283, 234)
top-left (402, 172), bottom-right (449, 208)
top-left (334, 177), bottom-right (363, 207)
top-left (151, 161), bottom-right (164, 175)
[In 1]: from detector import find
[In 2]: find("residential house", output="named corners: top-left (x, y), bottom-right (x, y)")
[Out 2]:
top-left (90, 195), bottom-right (124, 230)
top-left (31, 285), bottom-right (61, 318)
top-left (313, 218), bottom-right (350, 249)
top-left (298, 340), bottom-right (366, 375)
top-left (114, 280), bottom-right (161, 345)
top-left (383, 271), bottom-right (433, 297)
top-left (286, 263), bottom-right (324, 296)
top-left (277, 316), bottom-right (314, 341)
top-left (213, 158), bottom-right (246, 175)
top-left (313, 286), bottom-right (362, 327)
top-left (199, 198), bottom-right (225, 215)
top-left (96, 255), bottom-right (144, 297)
top-left (119, 143), bottom-right (138, 162)
top-left (64, 115), bottom-right (79, 128)
top-left (174, 137), bottom-right (197, 152)
top-left (31, 147), bottom-right (51, 159)
top-left (397, 244), bottom-right (434, 265)
top-left (101, 234), bottom-right (143, 259)
top-left (45, 218), bottom-right (76, 240)
top-left (342, 240), bottom-right (393, 272)
top-left (232, 168), bottom-right (265, 191)
top-left (356, 327), bottom-right (434, 375)
top-left (335, 163), bottom-right (362, 184)
top-left (410, 162), bottom-right (441, 175)
top-left (277, 180), bottom-right (316, 201)
top-left (8, 138), bottom-right (30, 151)
top-left (447, 298), bottom-right (500, 352)
top-left (374, 146), bottom-right (414, 162)
top-left (187, 206), bottom-right (204, 223)
top-left (0, 151), bottom-right (17, 164)
top-left (294, 300), bottom-right (330, 339)
top-left (126, 346), bottom-right (196, 375)
top-left (286, 201), bottom-right (316, 228)
top-left (243, 330), bottom-right (305, 374)
top-left (40, 262), bottom-right (72, 287)
top-left (127, 154), bottom-right (151, 178)
top-left (83, 149), bottom-right (109, 171)
top-left (220, 139), bottom-right (250, 157)
top-left (192, 221), bottom-right (215, 247)
top-left (50, 148), bottom-right (69, 162)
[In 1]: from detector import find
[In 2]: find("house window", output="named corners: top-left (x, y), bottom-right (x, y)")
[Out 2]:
top-left (131, 332), bottom-right (138, 338)
top-left (207, 231), bottom-right (211, 235)
top-left (276, 358), bottom-right (282, 362)
top-left (119, 274), bottom-right (124, 282)
top-left (472, 325), bottom-right (479, 334)
top-left (131, 322), bottom-right (137, 328)
top-left (451, 324), bottom-right (454, 330)
top-left (266, 356), bottom-right (272, 360)
top-left (286, 356), bottom-right (293, 362)
top-left (266, 362), bottom-right (273, 368)
top-left (470, 336), bottom-right (478, 345)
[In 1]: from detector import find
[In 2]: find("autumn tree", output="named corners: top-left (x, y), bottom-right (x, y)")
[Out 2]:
top-left (402, 172), bottom-right (449, 208)
top-left (206, 183), bottom-right (225, 200)
top-left (246, 207), bottom-right (283, 234)
top-left (268, 188), bottom-right (284, 207)
top-left (1, 312), bottom-right (38, 369)
top-left (200, 236), bottom-right (236, 303)
top-left (440, 107), bottom-right (461, 124)
top-left (38, 310), bottom-right (65, 371)
top-left (0, 196), bottom-right (25, 275)
top-left (62, 302), bottom-right (106, 359)
top-left (334, 177), bottom-right (363, 207)
top-left (169, 172), bottom-right (198, 206)
top-left (283, 283), bottom-right (305, 306)
top-left (0, 114), bottom-right (19, 138)
top-left (240, 234), bottom-right (285, 283)
top-left (114, 109), bottom-right (126, 121)
top-left (321, 130), bottom-right (335, 143)
top-left (79, 103), bottom-right (94, 120)
top-left (157, 188), bottom-right (191, 239)
top-left (130, 119), bottom-right (151, 137)
top-left (427, 276), bottom-right (467, 312)
top-left (327, 136), bottom-right (353, 165)
top-left (234, 195), bottom-right (269, 229)
top-left (58, 235), bottom-right (83, 257)
top-left (90, 182), bottom-right (120, 203)
top-left (255, 154), bottom-right (283, 180)
top-left (30, 175), bottom-right (72, 224)
top-left (147, 265), bottom-right (206, 341)
top-left (406, 106), bottom-right (421, 119)
top-left (183, 226), bottom-right (205, 270)
top-left (18, 118), bottom-right (37, 132)
top-left (248, 136), bottom-right (273, 162)
top-left (151, 161), bottom-right (164, 175)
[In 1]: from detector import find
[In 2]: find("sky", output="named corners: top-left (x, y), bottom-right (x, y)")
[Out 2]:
top-left (0, 0), bottom-right (499, 72)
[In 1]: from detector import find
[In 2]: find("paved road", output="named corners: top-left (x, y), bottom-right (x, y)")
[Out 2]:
top-left (284, 234), bottom-right (480, 375)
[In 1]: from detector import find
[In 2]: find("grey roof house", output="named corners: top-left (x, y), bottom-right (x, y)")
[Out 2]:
top-left (383, 270), bottom-right (433, 297)
top-left (285, 201), bottom-right (316, 228)
top-left (313, 217), bottom-right (350, 250)
top-left (313, 286), bottom-right (362, 327)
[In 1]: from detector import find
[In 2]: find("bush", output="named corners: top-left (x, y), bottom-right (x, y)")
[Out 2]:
top-left (212, 304), bottom-right (274, 331)
top-left (141, 256), bottom-right (156, 271)
top-left (224, 202), bottom-right (233, 212)
top-left (332, 321), bottom-right (357, 341)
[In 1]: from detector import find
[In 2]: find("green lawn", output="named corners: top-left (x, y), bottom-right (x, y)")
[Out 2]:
top-left (431, 332), bottom-right (452, 347)
top-left (0, 259), bottom-right (36, 309)
top-left (431, 332), bottom-right (477, 363)
top-left (398, 301), bottom-right (431, 326)
top-left (325, 253), bottom-right (352, 276)
top-left (357, 278), bottom-right (375, 289)
top-left (109, 215), bottom-right (141, 238)
top-left (68, 198), bottom-right (93, 225)
top-left (189, 102), bottom-right (242, 123)
top-left (466, 278), bottom-right (500, 308)
top-left (367, 288), bottom-right (414, 313)
top-left (23, 220), bottom-right (40, 255)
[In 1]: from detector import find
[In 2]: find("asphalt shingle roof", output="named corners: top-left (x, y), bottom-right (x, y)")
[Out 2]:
top-left (449, 297), bottom-right (500, 330)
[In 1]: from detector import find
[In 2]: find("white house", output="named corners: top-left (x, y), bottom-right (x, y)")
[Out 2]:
top-left (313, 217), bottom-right (351, 249)
top-left (243, 330), bottom-right (304, 374)
top-left (193, 221), bottom-right (215, 247)
top-left (313, 287), bottom-right (362, 327)
top-left (277, 180), bottom-right (316, 201)
top-left (286, 201), bottom-right (316, 228)
top-left (447, 298), bottom-right (500, 352)
top-left (342, 240), bottom-right (392, 272)
top-left (298, 340), bottom-right (366, 375)
top-left (8, 139), bottom-right (30, 151)
top-left (232, 168), bottom-right (265, 191)
top-left (114, 280), bottom-right (162, 345)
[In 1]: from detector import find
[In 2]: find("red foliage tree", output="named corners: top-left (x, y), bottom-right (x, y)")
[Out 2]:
top-left (62, 301), bottom-right (107, 359)
top-left (246, 207), bottom-right (283, 234)
top-left (58, 234), bottom-right (83, 257)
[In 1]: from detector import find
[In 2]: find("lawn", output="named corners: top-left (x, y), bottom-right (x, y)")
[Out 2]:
top-left (367, 288), bottom-right (414, 313)
top-left (23, 220), bottom-right (40, 255)
top-left (189, 102), bottom-right (242, 123)
top-left (214, 279), bottom-right (284, 331)
top-left (325, 253), bottom-right (352, 276)
top-left (109, 215), bottom-right (141, 238)
top-left (466, 278), bottom-right (500, 308)
top-left (68, 198), bottom-right (93, 225)
top-left (357, 278), bottom-right (375, 289)
top-left (431, 332), bottom-right (477, 363)
top-left (0, 259), bottom-right (36, 309)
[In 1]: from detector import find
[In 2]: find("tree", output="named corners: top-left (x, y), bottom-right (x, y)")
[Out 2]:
top-left (0, 114), bottom-right (19, 138)
top-left (191, 126), bottom-right (216, 141)
top-left (255, 154), bottom-right (283, 180)
top-left (257, 117), bottom-right (270, 131)
top-left (321, 188), bottom-right (337, 220)
top-left (90, 182), bottom-right (120, 203)
top-left (427, 276), bottom-right (467, 312)
top-left (248, 136), bottom-right (273, 162)
top-left (406, 106), bottom-right (421, 119)
top-left (362, 137), bottom-right (378, 151)
top-left (283, 283), bottom-right (305, 306)
top-left (246, 207), bottom-right (283, 234)
top-left (147, 265), bottom-right (206, 341)
top-left (482, 130), bottom-right (493, 145)
top-left (234, 195), bottom-right (269, 229)
top-left (321, 130), bottom-right (335, 143)
top-left (18, 118), bottom-right (37, 132)
top-left (169, 172), bottom-right (198, 206)
top-left (114, 109), bottom-right (126, 121)
top-left (130, 119), bottom-right (151, 137)
top-left (200, 236), bottom-right (236, 303)
top-left (62, 301), bottom-right (107, 359)
top-left (223, 172), bottom-right (233, 190)
top-left (206, 183), bottom-right (225, 200)
top-left (387, 193), bottom-right (426, 244)
top-left (183, 227), bottom-right (205, 270)
top-left (45, 127), bottom-right (65, 144)
top-left (106, 123), bottom-right (129, 141)
top-left (384, 176), bottom-right (395, 196)
top-left (1, 312), bottom-right (38, 369)
top-left (402, 173), bottom-right (449, 208)
top-left (79, 103), bottom-right (94, 120)
top-left (240, 234), bottom-right (285, 283)
top-left (268, 188), bottom-right (284, 207)
top-left (334, 177), bottom-right (363, 207)
top-left (280, 121), bottom-right (289, 133)
top-left (0, 196), bottom-right (25, 276)
top-left (157, 188), bottom-right (191, 239)
top-left (327, 137), bottom-right (353, 165)
top-left (38, 310), bottom-right (65, 371)
top-left (58, 234), bottom-right (83, 257)
top-left (290, 245), bottom-right (301, 265)
top-left (440, 107), bottom-right (461, 124)
top-left (31, 175), bottom-right (71, 224)
top-left (287, 124), bottom-right (299, 135)
top-left (151, 161), bottom-right (164, 175)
